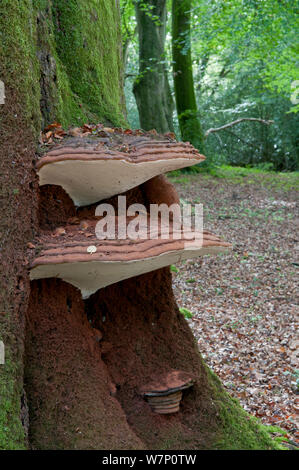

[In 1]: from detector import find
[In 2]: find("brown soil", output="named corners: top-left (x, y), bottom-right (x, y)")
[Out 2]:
top-left (171, 172), bottom-right (299, 441)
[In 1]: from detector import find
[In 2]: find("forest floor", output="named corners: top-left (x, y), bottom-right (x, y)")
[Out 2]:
top-left (169, 166), bottom-right (299, 446)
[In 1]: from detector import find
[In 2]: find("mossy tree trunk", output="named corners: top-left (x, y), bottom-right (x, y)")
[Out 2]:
top-left (172, 0), bottom-right (204, 150)
top-left (133, 0), bottom-right (174, 133)
top-left (0, 0), bottom-right (125, 450)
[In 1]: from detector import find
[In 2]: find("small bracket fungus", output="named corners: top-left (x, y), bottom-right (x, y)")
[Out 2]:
top-left (29, 219), bottom-right (231, 299)
top-left (36, 135), bottom-right (205, 206)
top-left (140, 371), bottom-right (195, 414)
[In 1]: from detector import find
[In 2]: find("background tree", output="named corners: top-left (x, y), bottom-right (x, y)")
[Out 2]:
top-left (123, 0), bottom-right (298, 170)
top-left (190, 0), bottom-right (299, 170)
top-left (133, 0), bottom-right (174, 132)
top-left (172, 0), bottom-right (204, 150)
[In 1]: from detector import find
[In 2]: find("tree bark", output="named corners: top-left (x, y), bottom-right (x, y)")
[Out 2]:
top-left (133, 0), bottom-right (174, 132)
top-left (172, 0), bottom-right (204, 150)
top-left (0, 0), bottom-right (126, 449)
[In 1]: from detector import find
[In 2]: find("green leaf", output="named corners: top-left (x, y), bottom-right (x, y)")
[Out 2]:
top-left (179, 307), bottom-right (194, 319)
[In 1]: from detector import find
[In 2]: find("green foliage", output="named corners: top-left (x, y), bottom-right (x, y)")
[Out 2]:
top-left (121, 0), bottom-right (136, 46)
top-left (191, 0), bottom-right (299, 170)
top-left (170, 264), bottom-right (179, 273)
top-left (179, 307), bottom-right (194, 319)
top-left (168, 165), bottom-right (299, 192)
top-left (192, 0), bottom-right (298, 103)
top-left (122, 0), bottom-right (299, 170)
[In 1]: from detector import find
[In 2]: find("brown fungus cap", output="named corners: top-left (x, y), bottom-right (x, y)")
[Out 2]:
top-left (140, 370), bottom-right (195, 397)
top-left (36, 132), bottom-right (205, 207)
top-left (139, 370), bottom-right (195, 414)
top-left (29, 217), bottom-right (231, 299)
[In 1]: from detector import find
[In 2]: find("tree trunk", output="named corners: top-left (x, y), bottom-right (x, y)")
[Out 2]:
top-left (172, 0), bottom-right (204, 150)
top-left (0, 0), bottom-right (126, 449)
top-left (0, 0), bottom-right (278, 450)
top-left (133, 0), bottom-right (174, 133)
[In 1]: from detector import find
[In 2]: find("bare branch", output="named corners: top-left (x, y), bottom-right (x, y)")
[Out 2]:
top-left (205, 118), bottom-right (274, 137)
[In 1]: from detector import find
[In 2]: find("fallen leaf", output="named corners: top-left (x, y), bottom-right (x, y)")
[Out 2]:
top-left (68, 127), bottom-right (83, 137)
top-left (102, 127), bottom-right (114, 133)
top-left (53, 227), bottom-right (66, 237)
top-left (44, 122), bottom-right (62, 131)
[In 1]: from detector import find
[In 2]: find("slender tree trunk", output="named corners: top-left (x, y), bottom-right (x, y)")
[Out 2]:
top-left (133, 0), bottom-right (174, 133)
top-left (172, 0), bottom-right (204, 150)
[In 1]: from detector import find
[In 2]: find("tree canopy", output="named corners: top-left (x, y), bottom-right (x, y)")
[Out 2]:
top-left (121, 0), bottom-right (299, 170)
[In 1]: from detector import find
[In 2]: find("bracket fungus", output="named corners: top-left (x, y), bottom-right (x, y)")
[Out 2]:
top-left (23, 127), bottom-right (238, 449)
top-left (29, 218), bottom-right (231, 299)
top-left (36, 135), bottom-right (205, 206)
top-left (140, 371), bottom-right (195, 414)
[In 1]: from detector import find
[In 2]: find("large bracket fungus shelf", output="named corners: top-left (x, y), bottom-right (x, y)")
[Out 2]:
top-left (36, 136), bottom-right (205, 206)
top-left (32, 130), bottom-right (231, 299)
top-left (29, 219), bottom-right (231, 299)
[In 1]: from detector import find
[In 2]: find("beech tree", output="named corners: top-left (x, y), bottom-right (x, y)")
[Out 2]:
top-left (172, 0), bottom-right (204, 150)
top-left (133, 0), bottom-right (174, 132)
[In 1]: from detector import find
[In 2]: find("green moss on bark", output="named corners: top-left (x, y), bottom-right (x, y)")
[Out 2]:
top-left (172, 0), bottom-right (204, 150)
top-left (0, 0), bottom-right (41, 131)
top-left (0, 0), bottom-right (126, 131)
top-left (0, 359), bottom-right (26, 450)
top-left (52, 0), bottom-right (126, 127)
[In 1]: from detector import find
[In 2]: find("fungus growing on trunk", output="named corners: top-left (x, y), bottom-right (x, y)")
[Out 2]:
top-left (23, 127), bottom-right (245, 450)
top-left (36, 136), bottom-right (205, 206)
top-left (29, 218), bottom-right (231, 299)
top-left (140, 371), bottom-right (195, 414)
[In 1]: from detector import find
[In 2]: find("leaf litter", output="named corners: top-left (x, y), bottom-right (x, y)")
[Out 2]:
top-left (170, 172), bottom-right (298, 445)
